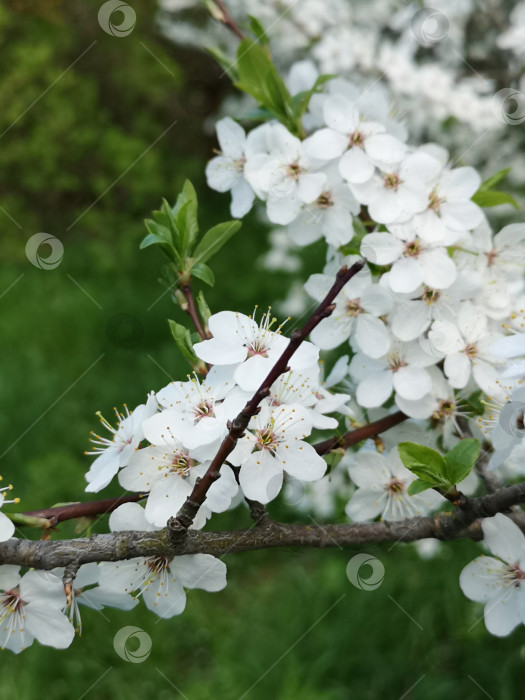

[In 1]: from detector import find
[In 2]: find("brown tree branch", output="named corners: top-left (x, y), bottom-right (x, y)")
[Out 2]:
top-left (209, 0), bottom-right (245, 41)
top-left (169, 259), bottom-right (367, 535)
top-left (21, 493), bottom-right (145, 527)
top-left (181, 283), bottom-right (209, 340)
top-left (314, 411), bottom-right (408, 455)
top-left (2, 480), bottom-right (525, 569)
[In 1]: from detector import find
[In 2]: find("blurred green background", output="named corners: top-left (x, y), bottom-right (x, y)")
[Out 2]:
top-left (1, 1), bottom-right (525, 697)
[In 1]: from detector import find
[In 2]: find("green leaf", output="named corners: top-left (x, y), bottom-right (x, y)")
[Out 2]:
top-left (444, 439), bottom-right (480, 485)
top-left (464, 390), bottom-right (485, 416)
top-left (196, 290), bottom-right (212, 326)
top-left (207, 46), bottom-right (238, 80)
top-left (168, 319), bottom-right (199, 365)
top-left (292, 74), bottom-right (336, 119)
top-left (398, 442), bottom-right (448, 485)
top-left (193, 220), bottom-right (242, 265)
top-left (247, 16), bottom-right (269, 45)
top-left (472, 190), bottom-right (519, 209)
top-left (140, 219), bottom-right (178, 263)
top-left (234, 40), bottom-right (295, 130)
top-left (173, 180), bottom-right (199, 256)
top-left (191, 262), bottom-right (215, 286)
top-left (407, 479), bottom-right (437, 496)
top-left (478, 167), bottom-right (511, 192)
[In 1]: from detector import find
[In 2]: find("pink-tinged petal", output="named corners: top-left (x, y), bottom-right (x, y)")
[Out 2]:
top-left (275, 441), bottom-right (327, 481)
top-left (216, 117), bottom-right (246, 159)
top-left (303, 128), bottom-right (348, 160)
top-left (171, 553), bottom-right (227, 591)
top-left (361, 232), bottom-right (404, 265)
top-left (389, 258), bottom-right (424, 293)
top-left (339, 147), bottom-right (375, 184)
top-left (444, 352), bottom-right (471, 388)
top-left (345, 489), bottom-right (386, 522)
top-left (239, 451), bottom-right (283, 504)
top-left (482, 514), bottom-right (525, 565)
top-left (356, 370), bottom-right (393, 408)
top-left (364, 133), bottom-right (406, 164)
top-left (354, 315), bottom-right (391, 358)
top-left (393, 366), bottom-right (432, 401)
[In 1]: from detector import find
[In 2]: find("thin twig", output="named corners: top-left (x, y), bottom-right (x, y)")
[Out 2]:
top-left (21, 493), bottom-right (146, 527)
top-left (182, 283), bottom-right (208, 340)
top-left (314, 411), bottom-right (408, 455)
top-left (211, 0), bottom-right (245, 40)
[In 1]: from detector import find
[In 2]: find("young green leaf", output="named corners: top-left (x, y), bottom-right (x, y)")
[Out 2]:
top-left (292, 74), bottom-right (336, 119)
top-left (193, 220), bottom-right (242, 265)
top-left (444, 438), bottom-right (480, 485)
top-left (407, 479), bottom-right (438, 496)
top-left (247, 16), bottom-right (269, 46)
top-left (398, 442), bottom-right (448, 485)
top-left (196, 290), bottom-right (212, 326)
top-left (168, 319), bottom-right (199, 365)
top-left (207, 46), bottom-right (238, 80)
top-left (191, 262), bottom-right (215, 286)
top-left (173, 181), bottom-right (199, 256)
top-left (472, 190), bottom-right (519, 209)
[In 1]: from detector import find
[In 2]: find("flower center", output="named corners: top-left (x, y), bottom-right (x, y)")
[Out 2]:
top-left (234, 156), bottom-right (246, 173)
top-left (486, 249), bottom-right (498, 267)
top-left (386, 478), bottom-right (405, 496)
top-left (316, 191), bottom-right (333, 209)
top-left (170, 452), bottom-right (194, 477)
top-left (1, 589), bottom-right (24, 614)
top-left (464, 343), bottom-right (478, 358)
top-left (404, 240), bottom-right (422, 258)
top-left (428, 188), bottom-right (444, 212)
top-left (194, 400), bottom-right (215, 422)
top-left (345, 298), bottom-right (362, 317)
top-left (422, 286), bottom-right (440, 304)
top-left (505, 563), bottom-right (525, 587)
top-left (146, 556), bottom-right (170, 574)
top-left (433, 399), bottom-right (456, 421)
top-left (384, 173), bottom-right (401, 190)
top-left (287, 162), bottom-right (303, 179)
top-left (255, 428), bottom-right (278, 454)
top-left (349, 130), bottom-right (364, 147)
top-left (388, 355), bottom-right (407, 372)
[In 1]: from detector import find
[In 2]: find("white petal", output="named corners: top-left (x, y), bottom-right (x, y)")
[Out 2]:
top-left (275, 441), bottom-right (327, 481)
top-left (444, 352), bottom-right (471, 388)
top-left (25, 603), bottom-right (75, 649)
top-left (354, 315), bottom-right (391, 358)
top-left (482, 514), bottom-right (525, 565)
top-left (345, 489), bottom-right (386, 522)
top-left (339, 147), bottom-right (375, 184)
top-left (392, 366), bottom-right (432, 401)
top-left (356, 370), bottom-right (393, 408)
top-left (216, 117), bottom-right (245, 159)
top-left (298, 173), bottom-right (327, 204)
top-left (303, 128), bottom-right (348, 160)
top-left (460, 556), bottom-right (510, 602)
top-left (239, 451), bottom-right (283, 504)
top-left (230, 178), bottom-right (255, 218)
top-left (171, 553), bottom-right (227, 591)
top-left (361, 233), bottom-right (404, 265)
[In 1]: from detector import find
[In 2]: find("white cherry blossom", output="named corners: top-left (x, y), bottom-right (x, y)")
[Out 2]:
top-left (0, 478), bottom-right (18, 542)
top-left (229, 402), bottom-right (327, 504)
top-left (460, 514), bottom-right (525, 637)
top-left (85, 392), bottom-right (158, 493)
top-left (345, 447), bottom-right (444, 522)
top-left (98, 503), bottom-right (227, 618)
